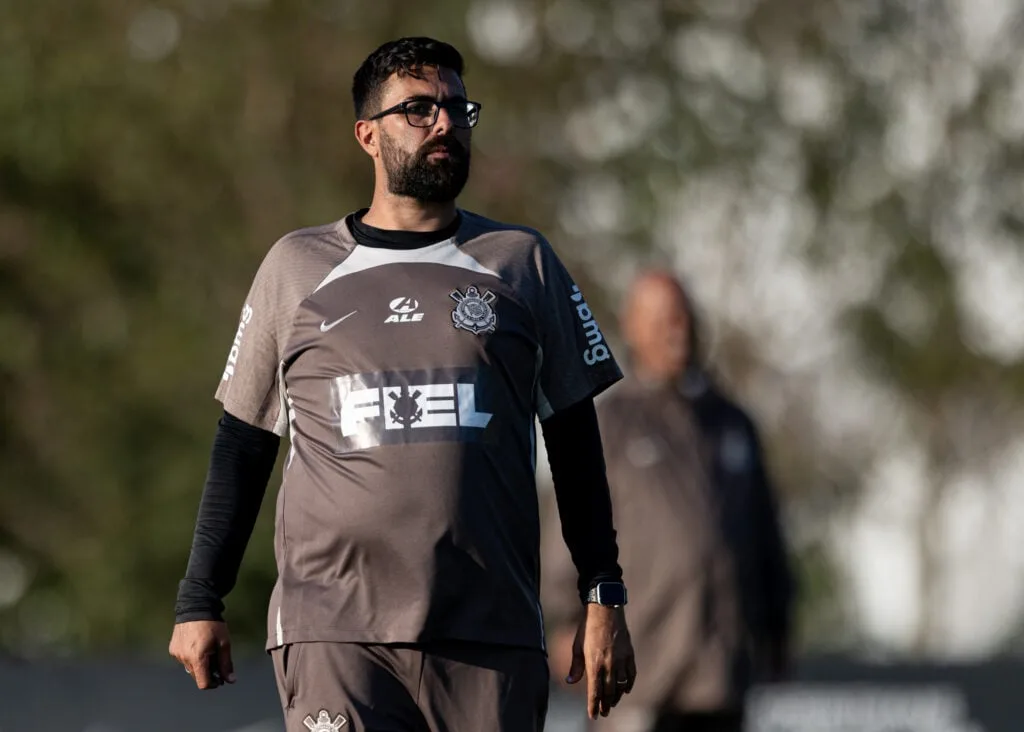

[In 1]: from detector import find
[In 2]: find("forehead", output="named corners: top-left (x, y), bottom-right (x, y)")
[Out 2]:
top-left (379, 66), bottom-right (466, 106)
top-left (630, 280), bottom-right (689, 318)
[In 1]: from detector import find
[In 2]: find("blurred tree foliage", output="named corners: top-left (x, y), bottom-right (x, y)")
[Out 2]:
top-left (0, 0), bottom-right (567, 654)
top-left (4, 0), bottom-right (1024, 658)
top-left (532, 0), bottom-right (1024, 656)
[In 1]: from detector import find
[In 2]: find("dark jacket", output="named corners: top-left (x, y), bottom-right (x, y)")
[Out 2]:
top-left (687, 372), bottom-right (794, 650)
top-left (540, 372), bottom-right (794, 714)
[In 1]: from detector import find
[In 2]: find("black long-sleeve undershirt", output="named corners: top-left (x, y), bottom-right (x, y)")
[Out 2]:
top-left (174, 400), bottom-right (621, 621)
top-left (174, 412), bottom-right (279, 622)
top-left (540, 398), bottom-right (623, 603)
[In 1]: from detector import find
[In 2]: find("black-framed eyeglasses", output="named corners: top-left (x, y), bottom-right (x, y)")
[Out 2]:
top-left (367, 98), bottom-right (482, 129)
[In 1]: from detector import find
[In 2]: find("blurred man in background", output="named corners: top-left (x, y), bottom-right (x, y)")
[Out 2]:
top-left (169, 36), bottom-right (636, 732)
top-left (543, 270), bottom-right (795, 732)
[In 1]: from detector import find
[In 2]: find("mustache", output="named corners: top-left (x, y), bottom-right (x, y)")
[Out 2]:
top-left (420, 138), bottom-right (467, 158)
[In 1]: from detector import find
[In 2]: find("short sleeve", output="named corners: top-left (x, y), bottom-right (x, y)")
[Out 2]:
top-left (213, 245), bottom-right (290, 436)
top-left (533, 240), bottom-right (622, 420)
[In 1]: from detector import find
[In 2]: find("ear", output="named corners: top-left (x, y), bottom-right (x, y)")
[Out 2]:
top-left (354, 119), bottom-right (378, 158)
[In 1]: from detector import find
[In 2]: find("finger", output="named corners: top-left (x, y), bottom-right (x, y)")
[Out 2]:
top-left (615, 681), bottom-right (627, 706)
top-left (608, 684), bottom-right (623, 711)
top-left (566, 647), bottom-right (585, 685)
top-left (587, 661), bottom-right (602, 720)
top-left (207, 653), bottom-right (224, 687)
top-left (601, 665), bottom-right (616, 716)
top-left (610, 667), bottom-right (628, 708)
top-left (625, 655), bottom-right (637, 693)
top-left (191, 653), bottom-right (216, 690)
top-left (217, 639), bottom-right (237, 684)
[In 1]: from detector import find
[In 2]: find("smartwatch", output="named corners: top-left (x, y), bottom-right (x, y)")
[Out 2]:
top-left (586, 581), bottom-right (628, 607)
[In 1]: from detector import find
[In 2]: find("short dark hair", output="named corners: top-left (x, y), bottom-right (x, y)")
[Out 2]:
top-left (352, 37), bottom-right (465, 120)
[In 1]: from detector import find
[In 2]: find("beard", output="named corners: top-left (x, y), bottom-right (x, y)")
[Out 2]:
top-left (380, 133), bottom-right (471, 203)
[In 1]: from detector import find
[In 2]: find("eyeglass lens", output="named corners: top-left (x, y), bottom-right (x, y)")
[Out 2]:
top-left (405, 101), bottom-right (479, 128)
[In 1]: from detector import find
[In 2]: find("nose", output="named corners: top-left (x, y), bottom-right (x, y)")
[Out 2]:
top-left (432, 105), bottom-right (453, 136)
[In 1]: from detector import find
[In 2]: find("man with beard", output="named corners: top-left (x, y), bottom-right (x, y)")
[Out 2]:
top-left (168, 37), bottom-right (636, 732)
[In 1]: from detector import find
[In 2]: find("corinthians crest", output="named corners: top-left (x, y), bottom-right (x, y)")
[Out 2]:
top-left (303, 710), bottom-right (347, 731)
top-left (450, 285), bottom-right (498, 335)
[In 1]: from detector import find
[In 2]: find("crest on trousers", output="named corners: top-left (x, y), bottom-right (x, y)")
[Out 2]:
top-left (450, 285), bottom-right (498, 335)
top-left (303, 710), bottom-right (347, 731)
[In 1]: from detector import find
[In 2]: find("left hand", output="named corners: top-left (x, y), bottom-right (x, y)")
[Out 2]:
top-left (169, 620), bottom-right (235, 690)
top-left (565, 604), bottom-right (637, 719)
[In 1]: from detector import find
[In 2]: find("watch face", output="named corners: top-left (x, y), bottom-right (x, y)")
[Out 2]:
top-left (597, 583), bottom-right (626, 606)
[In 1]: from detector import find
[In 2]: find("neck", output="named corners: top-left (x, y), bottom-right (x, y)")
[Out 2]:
top-left (631, 362), bottom-right (683, 388)
top-left (362, 188), bottom-right (458, 232)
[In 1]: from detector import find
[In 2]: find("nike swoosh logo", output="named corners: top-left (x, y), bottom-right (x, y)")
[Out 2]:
top-left (320, 310), bottom-right (357, 332)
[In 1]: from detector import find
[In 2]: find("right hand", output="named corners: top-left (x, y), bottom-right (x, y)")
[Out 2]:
top-left (565, 604), bottom-right (637, 719)
top-left (169, 620), bottom-right (236, 690)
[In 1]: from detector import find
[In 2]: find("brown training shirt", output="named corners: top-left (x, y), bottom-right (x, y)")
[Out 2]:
top-left (215, 211), bottom-right (622, 652)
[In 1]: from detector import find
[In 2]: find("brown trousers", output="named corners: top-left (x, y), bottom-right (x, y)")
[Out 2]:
top-left (271, 641), bottom-right (549, 732)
